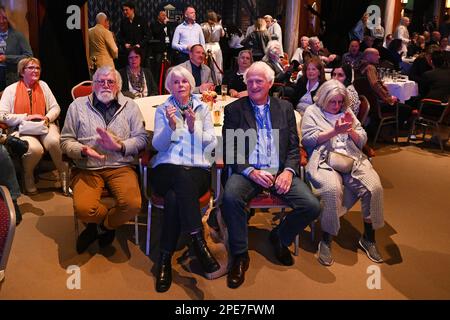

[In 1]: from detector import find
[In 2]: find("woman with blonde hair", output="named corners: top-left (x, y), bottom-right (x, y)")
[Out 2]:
top-left (241, 18), bottom-right (270, 61)
top-left (0, 57), bottom-right (67, 194)
top-left (301, 79), bottom-right (384, 267)
top-left (151, 65), bottom-right (220, 292)
top-left (222, 49), bottom-right (253, 98)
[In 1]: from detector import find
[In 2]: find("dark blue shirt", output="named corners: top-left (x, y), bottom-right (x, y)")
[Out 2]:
top-left (190, 62), bottom-right (202, 87)
top-left (92, 94), bottom-right (120, 125)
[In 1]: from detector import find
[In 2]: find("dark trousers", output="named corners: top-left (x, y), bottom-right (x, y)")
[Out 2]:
top-left (150, 164), bottom-right (211, 253)
top-left (0, 145), bottom-right (21, 200)
top-left (221, 173), bottom-right (321, 256)
top-left (0, 66), bottom-right (6, 91)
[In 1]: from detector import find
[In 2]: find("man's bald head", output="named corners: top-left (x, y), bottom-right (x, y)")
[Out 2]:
top-left (401, 16), bottom-right (410, 26)
top-left (363, 48), bottom-right (380, 64)
top-left (96, 12), bottom-right (107, 23)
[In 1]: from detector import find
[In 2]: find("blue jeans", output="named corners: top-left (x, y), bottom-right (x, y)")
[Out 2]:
top-left (0, 145), bottom-right (21, 200)
top-left (221, 173), bottom-right (320, 256)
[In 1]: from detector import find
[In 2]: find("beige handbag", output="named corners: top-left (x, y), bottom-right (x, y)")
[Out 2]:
top-left (18, 120), bottom-right (49, 136)
top-left (327, 151), bottom-right (354, 173)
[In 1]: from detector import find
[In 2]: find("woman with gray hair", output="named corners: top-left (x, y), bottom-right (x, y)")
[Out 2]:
top-left (150, 65), bottom-right (220, 292)
top-left (301, 79), bottom-right (384, 267)
top-left (262, 40), bottom-right (293, 83)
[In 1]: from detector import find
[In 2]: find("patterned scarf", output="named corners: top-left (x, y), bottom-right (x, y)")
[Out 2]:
top-left (127, 67), bottom-right (145, 93)
top-left (170, 95), bottom-right (193, 119)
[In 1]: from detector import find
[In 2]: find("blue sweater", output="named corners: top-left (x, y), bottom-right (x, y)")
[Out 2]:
top-left (151, 95), bottom-right (217, 168)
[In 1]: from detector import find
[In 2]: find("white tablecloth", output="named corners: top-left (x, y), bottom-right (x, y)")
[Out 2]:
top-left (135, 94), bottom-right (238, 136)
top-left (384, 79), bottom-right (418, 103)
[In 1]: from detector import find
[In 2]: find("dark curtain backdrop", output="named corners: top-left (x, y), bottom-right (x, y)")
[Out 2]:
top-left (39, 0), bottom-right (90, 127)
top-left (320, 0), bottom-right (371, 55)
top-left (411, 0), bottom-right (435, 34)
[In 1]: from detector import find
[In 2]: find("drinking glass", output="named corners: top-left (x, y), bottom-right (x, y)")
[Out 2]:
top-left (221, 85), bottom-right (228, 101)
top-left (213, 106), bottom-right (222, 126)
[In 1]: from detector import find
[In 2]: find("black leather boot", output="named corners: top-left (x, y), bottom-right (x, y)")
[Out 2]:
top-left (5, 136), bottom-right (29, 158)
top-left (156, 252), bottom-right (172, 293)
top-left (190, 231), bottom-right (220, 273)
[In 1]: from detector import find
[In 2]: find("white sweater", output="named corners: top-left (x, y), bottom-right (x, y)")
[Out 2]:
top-left (0, 80), bottom-right (60, 127)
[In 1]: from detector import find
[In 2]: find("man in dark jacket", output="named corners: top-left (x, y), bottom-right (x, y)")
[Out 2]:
top-left (117, 2), bottom-right (150, 68)
top-left (421, 50), bottom-right (450, 102)
top-left (150, 10), bottom-right (174, 85)
top-left (221, 61), bottom-right (320, 289)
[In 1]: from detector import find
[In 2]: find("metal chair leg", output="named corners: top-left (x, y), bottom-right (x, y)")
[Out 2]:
top-left (373, 119), bottom-right (384, 145)
top-left (395, 118), bottom-right (399, 144)
top-left (74, 213), bottom-right (79, 243)
top-left (134, 215), bottom-right (139, 246)
top-left (145, 202), bottom-right (152, 256)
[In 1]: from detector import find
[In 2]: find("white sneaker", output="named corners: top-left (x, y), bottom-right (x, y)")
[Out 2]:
top-left (24, 174), bottom-right (38, 195)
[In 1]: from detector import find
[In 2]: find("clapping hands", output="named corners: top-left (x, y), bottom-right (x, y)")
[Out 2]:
top-left (95, 128), bottom-right (122, 151)
top-left (334, 112), bottom-right (353, 134)
top-left (184, 107), bottom-right (196, 133)
top-left (166, 105), bottom-right (177, 130)
top-left (166, 105), bottom-right (196, 133)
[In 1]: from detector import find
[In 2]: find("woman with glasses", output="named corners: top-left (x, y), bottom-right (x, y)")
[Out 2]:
top-left (150, 65), bottom-right (220, 292)
top-left (0, 57), bottom-right (67, 194)
top-left (118, 46), bottom-right (157, 99)
top-left (301, 80), bottom-right (384, 267)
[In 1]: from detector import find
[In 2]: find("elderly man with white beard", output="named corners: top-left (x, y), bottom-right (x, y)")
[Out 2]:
top-left (61, 66), bottom-right (148, 254)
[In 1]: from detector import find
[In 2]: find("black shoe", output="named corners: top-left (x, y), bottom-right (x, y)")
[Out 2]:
top-left (156, 252), bottom-right (172, 293)
top-left (98, 226), bottom-right (115, 248)
top-left (13, 200), bottom-right (22, 226)
top-left (269, 228), bottom-right (294, 266)
top-left (190, 232), bottom-right (220, 273)
top-left (227, 252), bottom-right (250, 289)
top-left (76, 223), bottom-right (98, 254)
top-left (5, 136), bottom-right (29, 158)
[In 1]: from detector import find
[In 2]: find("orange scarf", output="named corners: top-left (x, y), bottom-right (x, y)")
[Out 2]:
top-left (13, 80), bottom-right (46, 116)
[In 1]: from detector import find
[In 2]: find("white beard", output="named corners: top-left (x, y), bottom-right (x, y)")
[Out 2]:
top-left (96, 90), bottom-right (115, 104)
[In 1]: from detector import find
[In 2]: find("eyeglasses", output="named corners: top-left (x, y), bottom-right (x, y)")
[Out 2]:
top-left (94, 79), bottom-right (116, 86)
top-left (25, 66), bottom-right (41, 71)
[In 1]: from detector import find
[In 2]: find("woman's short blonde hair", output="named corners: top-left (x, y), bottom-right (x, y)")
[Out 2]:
top-left (314, 79), bottom-right (350, 112)
top-left (165, 65), bottom-right (195, 94)
top-left (17, 57), bottom-right (41, 78)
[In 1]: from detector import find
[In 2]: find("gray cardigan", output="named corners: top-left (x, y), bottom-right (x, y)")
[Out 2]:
top-left (301, 104), bottom-right (384, 235)
top-left (60, 92), bottom-right (148, 170)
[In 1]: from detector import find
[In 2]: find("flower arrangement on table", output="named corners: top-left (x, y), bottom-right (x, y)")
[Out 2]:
top-left (201, 90), bottom-right (218, 110)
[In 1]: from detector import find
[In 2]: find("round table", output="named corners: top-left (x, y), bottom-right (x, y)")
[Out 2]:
top-left (383, 79), bottom-right (418, 103)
